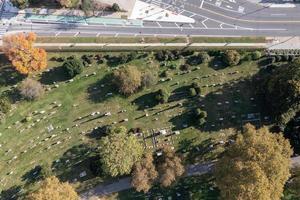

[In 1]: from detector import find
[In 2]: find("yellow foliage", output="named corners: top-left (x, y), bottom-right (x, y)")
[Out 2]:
top-left (3, 32), bottom-right (47, 75)
top-left (26, 176), bottom-right (79, 200)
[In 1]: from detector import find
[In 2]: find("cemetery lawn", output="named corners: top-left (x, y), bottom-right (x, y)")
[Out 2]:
top-left (0, 51), bottom-right (263, 196)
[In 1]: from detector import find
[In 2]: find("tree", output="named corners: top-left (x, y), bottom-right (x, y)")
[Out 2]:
top-left (111, 3), bottom-right (121, 12)
top-left (155, 88), bottom-right (169, 104)
top-left (158, 147), bottom-right (185, 187)
top-left (99, 126), bottom-right (143, 177)
top-left (215, 124), bottom-right (293, 200)
top-left (223, 50), bottom-right (241, 66)
top-left (11, 0), bottom-right (29, 9)
top-left (141, 70), bottom-right (157, 88)
top-left (19, 78), bottom-right (44, 100)
top-left (0, 98), bottom-right (11, 114)
top-left (195, 108), bottom-right (207, 126)
top-left (27, 176), bottom-right (79, 200)
top-left (198, 51), bottom-right (211, 64)
top-left (113, 66), bottom-right (142, 95)
top-left (131, 153), bottom-right (158, 193)
top-left (3, 32), bottom-right (47, 75)
top-left (251, 51), bottom-right (262, 60)
top-left (63, 58), bottom-right (83, 78)
top-left (57, 0), bottom-right (79, 8)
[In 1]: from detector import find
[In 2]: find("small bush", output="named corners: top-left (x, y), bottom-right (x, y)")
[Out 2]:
top-left (161, 70), bottom-right (172, 78)
top-left (198, 51), bottom-right (211, 64)
top-left (111, 3), bottom-right (121, 12)
top-left (192, 82), bottom-right (201, 95)
top-left (155, 89), bottom-right (169, 104)
top-left (142, 71), bottom-right (157, 88)
top-left (251, 51), bottom-right (262, 60)
top-left (19, 78), bottom-right (44, 100)
top-left (63, 58), bottom-right (84, 78)
top-left (223, 50), bottom-right (241, 66)
top-left (189, 88), bottom-right (197, 97)
top-left (180, 64), bottom-right (191, 71)
top-left (0, 98), bottom-right (11, 114)
top-left (195, 108), bottom-right (207, 126)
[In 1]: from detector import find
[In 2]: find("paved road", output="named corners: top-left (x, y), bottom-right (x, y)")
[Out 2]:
top-left (80, 161), bottom-right (215, 200)
top-left (1, 0), bottom-right (300, 37)
top-left (81, 156), bottom-right (300, 199)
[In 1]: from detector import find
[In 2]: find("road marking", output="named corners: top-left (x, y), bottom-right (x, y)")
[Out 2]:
top-left (189, 23), bottom-right (194, 28)
top-left (200, 0), bottom-right (204, 8)
top-left (175, 22), bottom-right (180, 28)
top-left (270, 13), bottom-right (287, 16)
top-left (156, 22), bottom-right (162, 27)
top-left (74, 32), bottom-right (79, 37)
top-left (201, 19), bottom-right (208, 28)
top-left (55, 32), bottom-right (60, 37)
top-left (114, 33), bottom-right (119, 37)
top-left (96, 33), bottom-right (100, 37)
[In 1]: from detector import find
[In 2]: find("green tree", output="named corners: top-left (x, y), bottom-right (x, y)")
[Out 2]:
top-left (63, 58), bottom-right (83, 78)
top-left (155, 88), bottom-right (169, 104)
top-left (286, 166), bottom-right (300, 198)
top-left (215, 124), bottom-right (293, 200)
top-left (251, 51), bottom-right (262, 60)
top-left (198, 51), bottom-right (211, 64)
top-left (113, 66), bottom-right (142, 95)
top-left (158, 146), bottom-right (185, 187)
top-left (132, 153), bottom-right (158, 193)
top-left (0, 97), bottom-right (11, 114)
top-left (11, 0), bottom-right (29, 9)
top-left (223, 50), bottom-right (241, 66)
top-left (99, 126), bottom-right (143, 177)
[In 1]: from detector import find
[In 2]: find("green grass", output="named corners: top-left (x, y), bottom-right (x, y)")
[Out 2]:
top-left (118, 174), bottom-right (219, 200)
top-left (36, 36), bottom-right (187, 44)
top-left (0, 51), bottom-right (262, 197)
top-left (190, 37), bottom-right (266, 43)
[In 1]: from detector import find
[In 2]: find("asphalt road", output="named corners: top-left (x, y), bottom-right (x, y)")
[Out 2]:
top-left (1, 0), bottom-right (300, 37)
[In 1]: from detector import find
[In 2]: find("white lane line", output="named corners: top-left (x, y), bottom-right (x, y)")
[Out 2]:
top-left (74, 32), bottom-right (79, 37)
top-left (200, 0), bottom-right (204, 8)
top-left (189, 23), bottom-right (194, 28)
top-left (201, 19), bottom-right (208, 28)
top-left (114, 33), bottom-right (119, 37)
top-left (156, 22), bottom-right (162, 27)
top-left (175, 22), bottom-right (180, 28)
top-left (96, 33), bottom-right (100, 37)
top-left (189, 13), bottom-right (196, 17)
top-left (55, 32), bottom-right (60, 37)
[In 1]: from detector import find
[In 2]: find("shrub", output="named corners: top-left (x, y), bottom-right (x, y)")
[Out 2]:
top-left (111, 3), bottom-right (121, 12)
top-left (251, 51), bottom-right (262, 60)
top-left (63, 58), bottom-right (83, 78)
top-left (11, 0), bottom-right (29, 9)
top-left (113, 66), bottom-right (142, 95)
top-left (180, 64), bottom-right (191, 71)
top-left (181, 51), bottom-right (194, 57)
top-left (223, 50), bottom-right (241, 66)
top-left (191, 82), bottom-right (201, 95)
top-left (195, 108), bottom-right (207, 126)
top-left (0, 98), bottom-right (11, 114)
top-left (155, 89), bottom-right (169, 104)
top-left (275, 55), bottom-right (282, 62)
top-left (142, 71), bottom-right (157, 88)
top-left (198, 51), bottom-right (211, 64)
top-left (189, 88), bottom-right (197, 96)
top-left (161, 70), bottom-right (172, 78)
top-left (19, 78), bottom-right (44, 100)
top-left (208, 50), bottom-right (221, 57)
top-left (243, 54), bottom-right (253, 62)
top-left (187, 55), bottom-right (202, 66)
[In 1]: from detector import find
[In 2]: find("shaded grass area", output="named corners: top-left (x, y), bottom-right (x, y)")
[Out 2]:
top-left (0, 51), bottom-right (263, 197)
top-left (118, 174), bottom-right (219, 200)
top-left (36, 36), bottom-right (187, 44)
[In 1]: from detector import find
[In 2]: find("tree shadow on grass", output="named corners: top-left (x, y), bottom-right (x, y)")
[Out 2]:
top-left (21, 165), bottom-right (44, 185)
top-left (87, 125), bottom-right (111, 140)
top-left (132, 91), bottom-right (158, 111)
top-left (0, 185), bottom-right (23, 200)
top-left (39, 66), bottom-right (69, 85)
top-left (51, 144), bottom-right (98, 183)
top-left (208, 57), bottom-right (227, 70)
top-left (87, 73), bottom-right (117, 103)
top-left (168, 85), bottom-right (191, 102)
top-left (0, 55), bottom-right (25, 87)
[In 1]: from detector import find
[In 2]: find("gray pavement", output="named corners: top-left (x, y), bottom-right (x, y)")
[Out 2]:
top-left (1, 0), bottom-right (300, 37)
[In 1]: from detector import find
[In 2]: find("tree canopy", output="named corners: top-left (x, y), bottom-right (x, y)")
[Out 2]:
top-left (215, 124), bottom-right (293, 200)
top-left (3, 32), bottom-right (47, 75)
top-left (99, 126), bottom-right (143, 177)
top-left (26, 176), bottom-right (79, 200)
top-left (131, 152), bottom-right (158, 193)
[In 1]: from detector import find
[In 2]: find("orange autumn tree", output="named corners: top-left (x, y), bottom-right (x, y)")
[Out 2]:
top-left (3, 32), bottom-right (47, 75)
